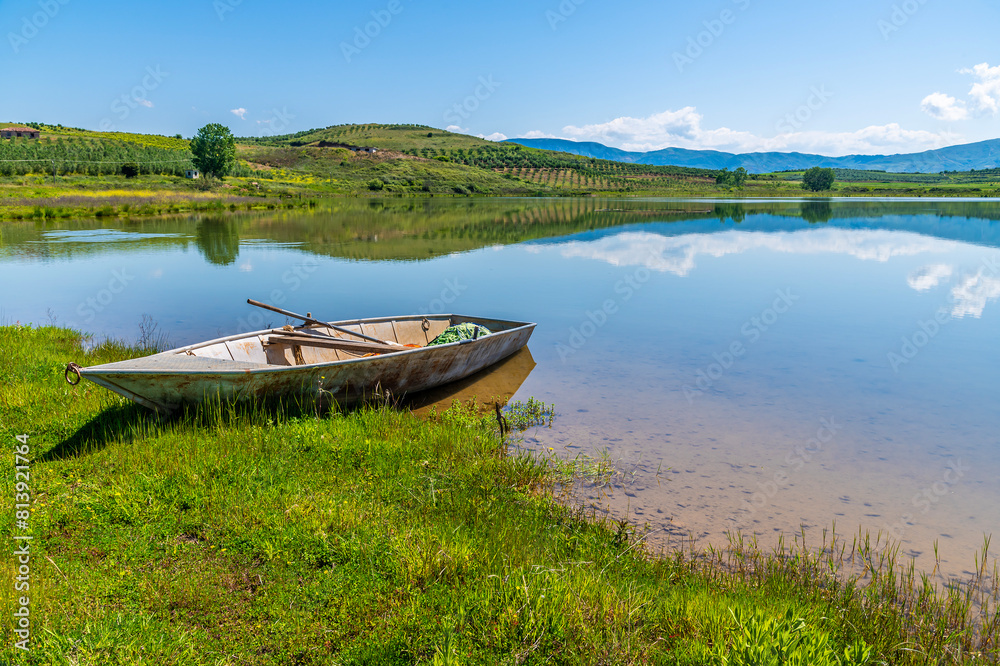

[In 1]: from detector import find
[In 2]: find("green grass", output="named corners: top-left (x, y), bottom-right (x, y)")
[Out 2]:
top-left (0, 173), bottom-right (319, 221)
top-left (772, 167), bottom-right (1000, 185)
top-left (1, 325), bottom-right (999, 664)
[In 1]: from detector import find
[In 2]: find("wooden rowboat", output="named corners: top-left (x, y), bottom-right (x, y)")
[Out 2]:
top-left (68, 313), bottom-right (536, 415)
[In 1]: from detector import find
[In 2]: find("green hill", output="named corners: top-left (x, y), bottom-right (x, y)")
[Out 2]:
top-left (237, 123), bottom-right (723, 196)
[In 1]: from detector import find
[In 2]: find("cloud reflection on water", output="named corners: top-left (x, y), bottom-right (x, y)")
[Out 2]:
top-left (907, 264), bottom-right (954, 292)
top-left (526, 228), bottom-right (958, 277)
top-left (525, 228), bottom-right (1000, 318)
top-left (951, 270), bottom-right (1000, 318)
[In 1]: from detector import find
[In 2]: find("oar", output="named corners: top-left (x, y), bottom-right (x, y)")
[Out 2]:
top-left (247, 299), bottom-right (398, 346)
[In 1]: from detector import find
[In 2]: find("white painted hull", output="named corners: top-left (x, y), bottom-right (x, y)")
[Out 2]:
top-left (77, 314), bottom-right (535, 415)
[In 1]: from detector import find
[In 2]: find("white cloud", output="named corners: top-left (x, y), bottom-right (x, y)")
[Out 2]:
top-left (562, 107), bottom-right (703, 150)
top-left (230, 107), bottom-right (248, 120)
top-left (908, 264), bottom-right (954, 291)
top-left (951, 269), bottom-right (1000, 318)
top-left (521, 130), bottom-right (559, 140)
top-left (526, 229), bottom-right (956, 278)
top-left (135, 98), bottom-right (154, 109)
top-left (962, 62), bottom-right (1000, 114)
top-left (527, 107), bottom-right (958, 156)
top-left (920, 93), bottom-right (968, 121)
top-left (444, 126), bottom-right (508, 142)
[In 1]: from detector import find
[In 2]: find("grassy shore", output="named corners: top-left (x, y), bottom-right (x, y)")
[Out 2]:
top-left (1, 324), bottom-right (998, 664)
top-left (3, 170), bottom-right (995, 227)
top-left (0, 174), bottom-right (318, 222)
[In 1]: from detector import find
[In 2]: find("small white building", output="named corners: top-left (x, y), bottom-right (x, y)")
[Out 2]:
top-left (185, 169), bottom-right (200, 179)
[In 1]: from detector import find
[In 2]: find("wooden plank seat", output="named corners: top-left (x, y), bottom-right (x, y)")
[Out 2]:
top-left (264, 332), bottom-right (411, 357)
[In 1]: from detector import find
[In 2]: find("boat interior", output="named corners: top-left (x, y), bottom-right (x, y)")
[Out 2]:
top-left (177, 315), bottom-right (515, 367)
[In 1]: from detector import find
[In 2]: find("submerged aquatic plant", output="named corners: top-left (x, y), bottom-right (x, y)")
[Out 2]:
top-left (503, 397), bottom-right (555, 431)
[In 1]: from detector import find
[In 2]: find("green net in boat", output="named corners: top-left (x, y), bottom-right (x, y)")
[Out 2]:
top-left (427, 322), bottom-right (491, 346)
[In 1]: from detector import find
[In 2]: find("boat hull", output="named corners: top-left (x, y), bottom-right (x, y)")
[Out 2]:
top-left (78, 314), bottom-right (535, 415)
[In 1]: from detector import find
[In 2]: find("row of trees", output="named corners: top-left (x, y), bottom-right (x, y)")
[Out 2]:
top-left (403, 145), bottom-right (713, 181)
top-left (0, 138), bottom-right (193, 177)
top-left (0, 124), bottom-right (242, 179)
top-left (717, 166), bottom-right (836, 191)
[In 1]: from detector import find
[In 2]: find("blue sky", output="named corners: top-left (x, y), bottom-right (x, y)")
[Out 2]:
top-left (2, 0), bottom-right (997, 155)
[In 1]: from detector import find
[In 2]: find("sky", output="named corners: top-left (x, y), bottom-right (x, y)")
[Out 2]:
top-left (1, 0), bottom-right (998, 156)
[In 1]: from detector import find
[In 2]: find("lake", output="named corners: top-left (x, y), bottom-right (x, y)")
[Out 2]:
top-left (2, 197), bottom-right (998, 579)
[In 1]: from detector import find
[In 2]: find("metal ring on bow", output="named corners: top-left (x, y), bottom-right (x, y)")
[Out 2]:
top-left (65, 362), bottom-right (83, 386)
top-left (421, 318), bottom-right (430, 332)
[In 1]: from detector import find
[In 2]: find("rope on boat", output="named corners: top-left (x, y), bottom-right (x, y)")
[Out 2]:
top-left (65, 362), bottom-right (83, 386)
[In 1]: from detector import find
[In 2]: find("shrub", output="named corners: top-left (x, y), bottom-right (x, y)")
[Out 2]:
top-left (194, 175), bottom-right (218, 191)
top-left (802, 167), bottom-right (836, 191)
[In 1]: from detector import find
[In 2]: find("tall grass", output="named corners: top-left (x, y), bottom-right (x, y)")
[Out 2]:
top-left (0, 324), bottom-right (997, 664)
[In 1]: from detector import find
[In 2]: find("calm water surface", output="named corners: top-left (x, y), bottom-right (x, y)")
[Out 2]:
top-left (2, 198), bottom-right (998, 578)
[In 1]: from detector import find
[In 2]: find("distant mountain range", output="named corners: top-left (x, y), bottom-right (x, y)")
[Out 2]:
top-left (502, 137), bottom-right (1000, 174)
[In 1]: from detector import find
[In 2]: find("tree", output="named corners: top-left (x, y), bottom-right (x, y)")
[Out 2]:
top-left (715, 166), bottom-right (748, 188)
top-left (802, 167), bottom-right (835, 191)
top-left (190, 123), bottom-right (237, 179)
top-left (732, 166), bottom-right (748, 187)
top-left (800, 200), bottom-right (833, 224)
